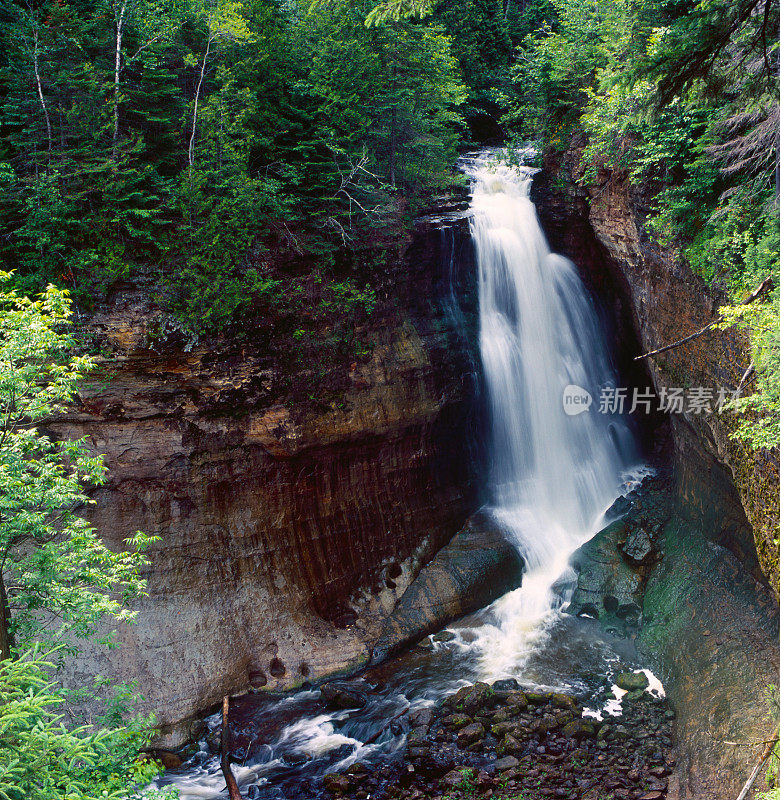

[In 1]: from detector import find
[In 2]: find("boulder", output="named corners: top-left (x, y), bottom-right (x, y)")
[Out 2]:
top-left (319, 681), bottom-right (368, 710)
top-left (493, 756), bottom-right (520, 771)
top-left (371, 513), bottom-right (524, 662)
top-left (457, 722), bottom-right (485, 747)
top-left (621, 527), bottom-right (653, 565)
top-left (615, 671), bottom-right (649, 692)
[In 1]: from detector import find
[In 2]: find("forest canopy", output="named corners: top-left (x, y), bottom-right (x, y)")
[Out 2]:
top-left (2, 0), bottom-right (780, 440)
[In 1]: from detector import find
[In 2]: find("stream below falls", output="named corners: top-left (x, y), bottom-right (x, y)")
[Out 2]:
top-left (161, 150), bottom-right (659, 800)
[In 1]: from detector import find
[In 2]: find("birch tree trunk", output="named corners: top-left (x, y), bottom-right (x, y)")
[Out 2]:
top-left (32, 30), bottom-right (52, 164)
top-left (189, 35), bottom-right (212, 168)
top-left (113, 0), bottom-right (127, 160)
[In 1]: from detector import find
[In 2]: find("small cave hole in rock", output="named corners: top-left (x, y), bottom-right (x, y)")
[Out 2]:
top-left (269, 658), bottom-right (286, 678)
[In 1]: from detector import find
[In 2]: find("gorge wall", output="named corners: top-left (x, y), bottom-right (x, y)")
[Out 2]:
top-left (51, 212), bottom-right (481, 746)
top-left (534, 143), bottom-right (780, 799)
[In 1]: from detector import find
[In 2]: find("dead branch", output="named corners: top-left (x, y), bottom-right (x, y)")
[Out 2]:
top-left (722, 737), bottom-right (780, 746)
top-left (633, 319), bottom-right (722, 361)
top-left (736, 361), bottom-right (756, 396)
top-left (220, 696), bottom-right (243, 800)
top-left (634, 277), bottom-right (774, 361)
top-left (735, 737), bottom-right (777, 800)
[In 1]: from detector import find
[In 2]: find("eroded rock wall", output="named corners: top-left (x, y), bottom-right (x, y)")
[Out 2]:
top-left (534, 144), bottom-right (780, 799)
top-left (53, 216), bottom-right (481, 745)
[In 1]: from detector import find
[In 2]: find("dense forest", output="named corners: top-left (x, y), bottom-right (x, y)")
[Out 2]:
top-left (2, 0), bottom-right (780, 434)
top-left (2, 0), bottom-right (780, 796)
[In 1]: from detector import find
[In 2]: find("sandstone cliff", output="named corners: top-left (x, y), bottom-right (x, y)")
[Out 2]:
top-left (51, 216), bottom-right (481, 746)
top-left (534, 145), bottom-right (780, 799)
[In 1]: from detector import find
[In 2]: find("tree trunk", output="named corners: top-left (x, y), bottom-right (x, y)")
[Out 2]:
top-left (0, 573), bottom-right (13, 661)
top-left (389, 103), bottom-right (396, 188)
top-left (220, 696), bottom-right (242, 800)
top-left (32, 30), bottom-right (52, 164)
top-left (113, 1), bottom-right (127, 160)
top-left (189, 35), bottom-right (212, 169)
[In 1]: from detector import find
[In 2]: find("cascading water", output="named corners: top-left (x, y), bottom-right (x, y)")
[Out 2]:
top-left (462, 152), bottom-right (639, 677)
top-left (163, 150), bottom-right (645, 800)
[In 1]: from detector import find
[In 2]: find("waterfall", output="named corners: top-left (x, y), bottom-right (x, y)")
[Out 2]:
top-left (164, 152), bottom-right (647, 800)
top-left (465, 152), bottom-right (639, 676)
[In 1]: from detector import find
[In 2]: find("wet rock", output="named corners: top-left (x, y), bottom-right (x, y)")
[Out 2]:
top-left (320, 682), bottom-right (368, 710)
top-left (493, 755), bottom-right (520, 771)
top-left (550, 692), bottom-right (577, 710)
top-left (496, 733), bottom-right (524, 757)
top-left (567, 518), bottom-right (645, 638)
top-left (442, 713), bottom-right (471, 730)
top-left (432, 631), bottom-right (456, 642)
top-left (615, 672), bottom-right (649, 692)
top-left (456, 722), bottom-right (485, 747)
top-left (561, 719), bottom-right (595, 739)
top-left (372, 515), bottom-right (524, 663)
top-left (408, 707), bottom-right (435, 728)
top-left (492, 678), bottom-right (520, 692)
top-left (621, 527), bottom-right (653, 565)
top-left (610, 724), bottom-right (631, 740)
top-left (491, 720), bottom-right (519, 737)
top-left (323, 773), bottom-right (353, 794)
top-left (444, 682), bottom-right (492, 715)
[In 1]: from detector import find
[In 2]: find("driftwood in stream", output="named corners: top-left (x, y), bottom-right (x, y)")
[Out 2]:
top-left (221, 696), bottom-right (243, 800)
top-left (634, 276), bottom-right (774, 362)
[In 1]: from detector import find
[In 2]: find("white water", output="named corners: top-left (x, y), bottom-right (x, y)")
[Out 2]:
top-left (462, 152), bottom-right (639, 677)
top-left (163, 151), bottom-right (647, 800)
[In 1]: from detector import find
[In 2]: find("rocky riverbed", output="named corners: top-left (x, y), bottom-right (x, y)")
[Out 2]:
top-left (321, 678), bottom-right (675, 800)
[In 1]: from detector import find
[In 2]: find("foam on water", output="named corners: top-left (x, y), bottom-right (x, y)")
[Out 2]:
top-left (457, 152), bottom-right (639, 679)
top-left (160, 149), bottom-right (647, 800)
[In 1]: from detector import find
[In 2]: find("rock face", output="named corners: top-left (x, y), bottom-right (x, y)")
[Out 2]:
top-left (569, 475), bottom-right (780, 800)
top-left (51, 215), bottom-right (482, 745)
top-left (371, 512), bottom-right (524, 662)
top-left (535, 156), bottom-right (780, 799)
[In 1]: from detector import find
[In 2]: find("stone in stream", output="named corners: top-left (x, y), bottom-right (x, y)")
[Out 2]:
top-left (432, 630), bottom-right (456, 642)
top-left (615, 671), bottom-right (649, 691)
top-left (493, 755), bottom-right (520, 771)
top-left (492, 678), bottom-right (521, 692)
top-left (444, 681), bottom-right (493, 715)
top-left (319, 681), bottom-right (368, 709)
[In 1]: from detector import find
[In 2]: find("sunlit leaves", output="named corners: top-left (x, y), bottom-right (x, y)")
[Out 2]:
top-left (0, 274), bottom-right (152, 652)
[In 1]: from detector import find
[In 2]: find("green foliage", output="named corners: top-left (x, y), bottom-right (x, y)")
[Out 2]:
top-left (0, 278), bottom-right (172, 798)
top-left (0, 0), bottom-right (469, 343)
top-left (0, 276), bottom-right (153, 653)
top-left (0, 650), bottom-right (176, 800)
